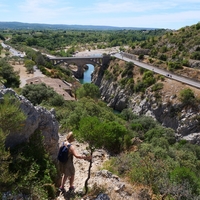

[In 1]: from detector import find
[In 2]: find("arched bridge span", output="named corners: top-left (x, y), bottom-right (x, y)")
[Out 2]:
top-left (47, 55), bottom-right (110, 78)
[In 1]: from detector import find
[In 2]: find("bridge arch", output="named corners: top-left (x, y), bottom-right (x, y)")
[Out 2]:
top-left (48, 55), bottom-right (110, 78)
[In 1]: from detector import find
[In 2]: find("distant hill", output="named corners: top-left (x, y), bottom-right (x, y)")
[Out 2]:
top-left (0, 21), bottom-right (158, 31)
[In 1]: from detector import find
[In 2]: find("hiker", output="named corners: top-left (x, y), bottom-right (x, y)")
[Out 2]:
top-left (58, 131), bottom-right (92, 193)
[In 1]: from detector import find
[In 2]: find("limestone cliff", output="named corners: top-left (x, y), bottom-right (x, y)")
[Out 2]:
top-left (92, 58), bottom-right (200, 144)
top-left (0, 88), bottom-right (59, 161)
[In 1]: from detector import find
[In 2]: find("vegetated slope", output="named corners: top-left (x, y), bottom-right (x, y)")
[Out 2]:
top-left (129, 22), bottom-right (200, 80)
top-left (108, 58), bottom-right (200, 103)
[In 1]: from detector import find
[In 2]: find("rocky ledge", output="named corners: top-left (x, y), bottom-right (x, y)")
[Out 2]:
top-left (93, 75), bottom-right (200, 145)
top-left (0, 88), bottom-right (59, 161)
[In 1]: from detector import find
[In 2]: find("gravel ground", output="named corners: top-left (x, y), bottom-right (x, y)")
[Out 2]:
top-left (13, 64), bottom-right (45, 87)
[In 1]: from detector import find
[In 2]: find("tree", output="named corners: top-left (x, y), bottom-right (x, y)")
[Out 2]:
top-left (0, 59), bottom-right (20, 88)
top-left (170, 167), bottom-right (200, 195)
top-left (138, 54), bottom-right (144, 60)
top-left (74, 116), bottom-right (127, 195)
top-left (35, 52), bottom-right (45, 66)
top-left (0, 128), bottom-right (14, 191)
top-left (0, 94), bottom-right (26, 134)
top-left (21, 83), bottom-right (65, 106)
top-left (179, 88), bottom-right (195, 105)
top-left (168, 61), bottom-right (183, 71)
top-left (76, 83), bottom-right (100, 100)
top-left (74, 116), bottom-right (101, 195)
top-left (0, 94), bottom-right (26, 191)
top-left (142, 71), bottom-right (156, 87)
top-left (24, 60), bottom-right (35, 74)
top-left (0, 34), bottom-right (5, 41)
top-left (0, 44), bottom-right (2, 55)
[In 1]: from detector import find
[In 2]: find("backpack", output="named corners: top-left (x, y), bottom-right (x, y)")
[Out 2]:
top-left (57, 142), bottom-right (71, 163)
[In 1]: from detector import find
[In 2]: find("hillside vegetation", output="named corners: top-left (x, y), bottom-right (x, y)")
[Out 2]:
top-left (130, 22), bottom-right (200, 79)
top-left (1, 23), bottom-right (200, 199)
top-left (1, 28), bottom-right (167, 56)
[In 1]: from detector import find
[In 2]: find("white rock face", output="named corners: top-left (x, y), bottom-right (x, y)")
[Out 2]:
top-left (0, 88), bottom-right (59, 161)
top-left (93, 68), bottom-right (200, 144)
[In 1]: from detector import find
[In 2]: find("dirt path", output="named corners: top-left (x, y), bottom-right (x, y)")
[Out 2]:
top-left (57, 135), bottom-right (108, 193)
top-left (57, 134), bottom-right (140, 200)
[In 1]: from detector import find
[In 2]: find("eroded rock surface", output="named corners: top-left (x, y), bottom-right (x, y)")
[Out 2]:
top-left (0, 88), bottom-right (59, 161)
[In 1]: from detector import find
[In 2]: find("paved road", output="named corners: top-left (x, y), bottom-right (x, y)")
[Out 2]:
top-left (114, 53), bottom-right (200, 89)
top-left (1, 42), bottom-right (25, 57)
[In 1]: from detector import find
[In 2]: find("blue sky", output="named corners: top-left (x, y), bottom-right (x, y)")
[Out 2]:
top-left (0, 0), bottom-right (199, 29)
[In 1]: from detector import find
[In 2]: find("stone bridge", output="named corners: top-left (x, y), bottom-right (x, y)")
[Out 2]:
top-left (47, 55), bottom-right (110, 78)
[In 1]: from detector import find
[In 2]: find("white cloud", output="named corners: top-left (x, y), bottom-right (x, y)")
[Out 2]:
top-left (94, 10), bottom-right (200, 28)
top-left (17, 0), bottom-right (74, 23)
top-left (1, 0), bottom-right (199, 29)
top-left (80, 1), bottom-right (169, 14)
top-left (76, 0), bottom-right (200, 16)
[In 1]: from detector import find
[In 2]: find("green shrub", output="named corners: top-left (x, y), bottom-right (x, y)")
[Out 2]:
top-left (142, 71), bottom-right (156, 87)
top-left (138, 54), bottom-right (144, 60)
top-left (179, 88), bottom-right (195, 105)
top-left (196, 22), bottom-right (200, 30)
top-left (168, 61), bottom-right (183, 71)
top-left (170, 167), bottom-right (200, 195)
top-left (134, 81), bottom-right (145, 93)
top-left (21, 83), bottom-right (65, 106)
top-left (119, 108), bottom-right (138, 121)
top-left (121, 62), bottom-right (134, 78)
top-left (159, 54), bottom-right (167, 61)
top-left (104, 70), bottom-right (113, 80)
top-left (151, 82), bottom-right (163, 91)
top-left (76, 83), bottom-right (100, 100)
top-left (190, 52), bottom-right (200, 60)
top-left (9, 129), bottom-right (57, 199)
top-left (182, 59), bottom-right (190, 67)
top-left (0, 58), bottom-right (20, 88)
top-left (145, 126), bottom-right (176, 145)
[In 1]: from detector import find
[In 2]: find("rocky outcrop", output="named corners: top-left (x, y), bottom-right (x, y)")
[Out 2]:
top-left (189, 59), bottom-right (200, 68)
top-left (99, 79), bottom-right (129, 111)
top-left (128, 88), bottom-right (200, 141)
top-left (0, 88), bottom-right (59, 161)
top-left (92, 67), bottom-right (200, 144)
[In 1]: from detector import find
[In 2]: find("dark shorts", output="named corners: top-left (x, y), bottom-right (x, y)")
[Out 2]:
top-left (59, 160), bottom-right (75, 177)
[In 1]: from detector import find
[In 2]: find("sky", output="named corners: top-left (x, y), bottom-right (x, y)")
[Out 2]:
top-left (0, 0), bottom-right (200, 30)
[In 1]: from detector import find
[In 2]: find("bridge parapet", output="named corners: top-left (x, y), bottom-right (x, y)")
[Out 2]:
top-left (48, 56), bottom-right (104, 66)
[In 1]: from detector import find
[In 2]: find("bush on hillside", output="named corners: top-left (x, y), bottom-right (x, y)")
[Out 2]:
top-left (179, 88), bottom-right (196, 106)
top-left (0, 58), bottom-right (20, 88)
top-left (21, 83), bottom-right (65, 106)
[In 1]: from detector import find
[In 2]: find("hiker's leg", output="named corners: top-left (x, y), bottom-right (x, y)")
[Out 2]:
top-left (69, 175), bottom-right (75, 187)
top-left (60, 174), bottom-right (68, 188)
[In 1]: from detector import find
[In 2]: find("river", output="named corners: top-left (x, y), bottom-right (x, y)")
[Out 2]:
top-left (79, 64), bottom-right (94, 84)
top-left (78, 64), bottom-right (121, 114)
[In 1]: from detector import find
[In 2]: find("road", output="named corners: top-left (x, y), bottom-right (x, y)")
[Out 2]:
top-left (114, 53), bottom-right (200, 89)
top-left (1, 42), bottom-right (25, 58)
top-left (2, 42), bottom-right (200, 89)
